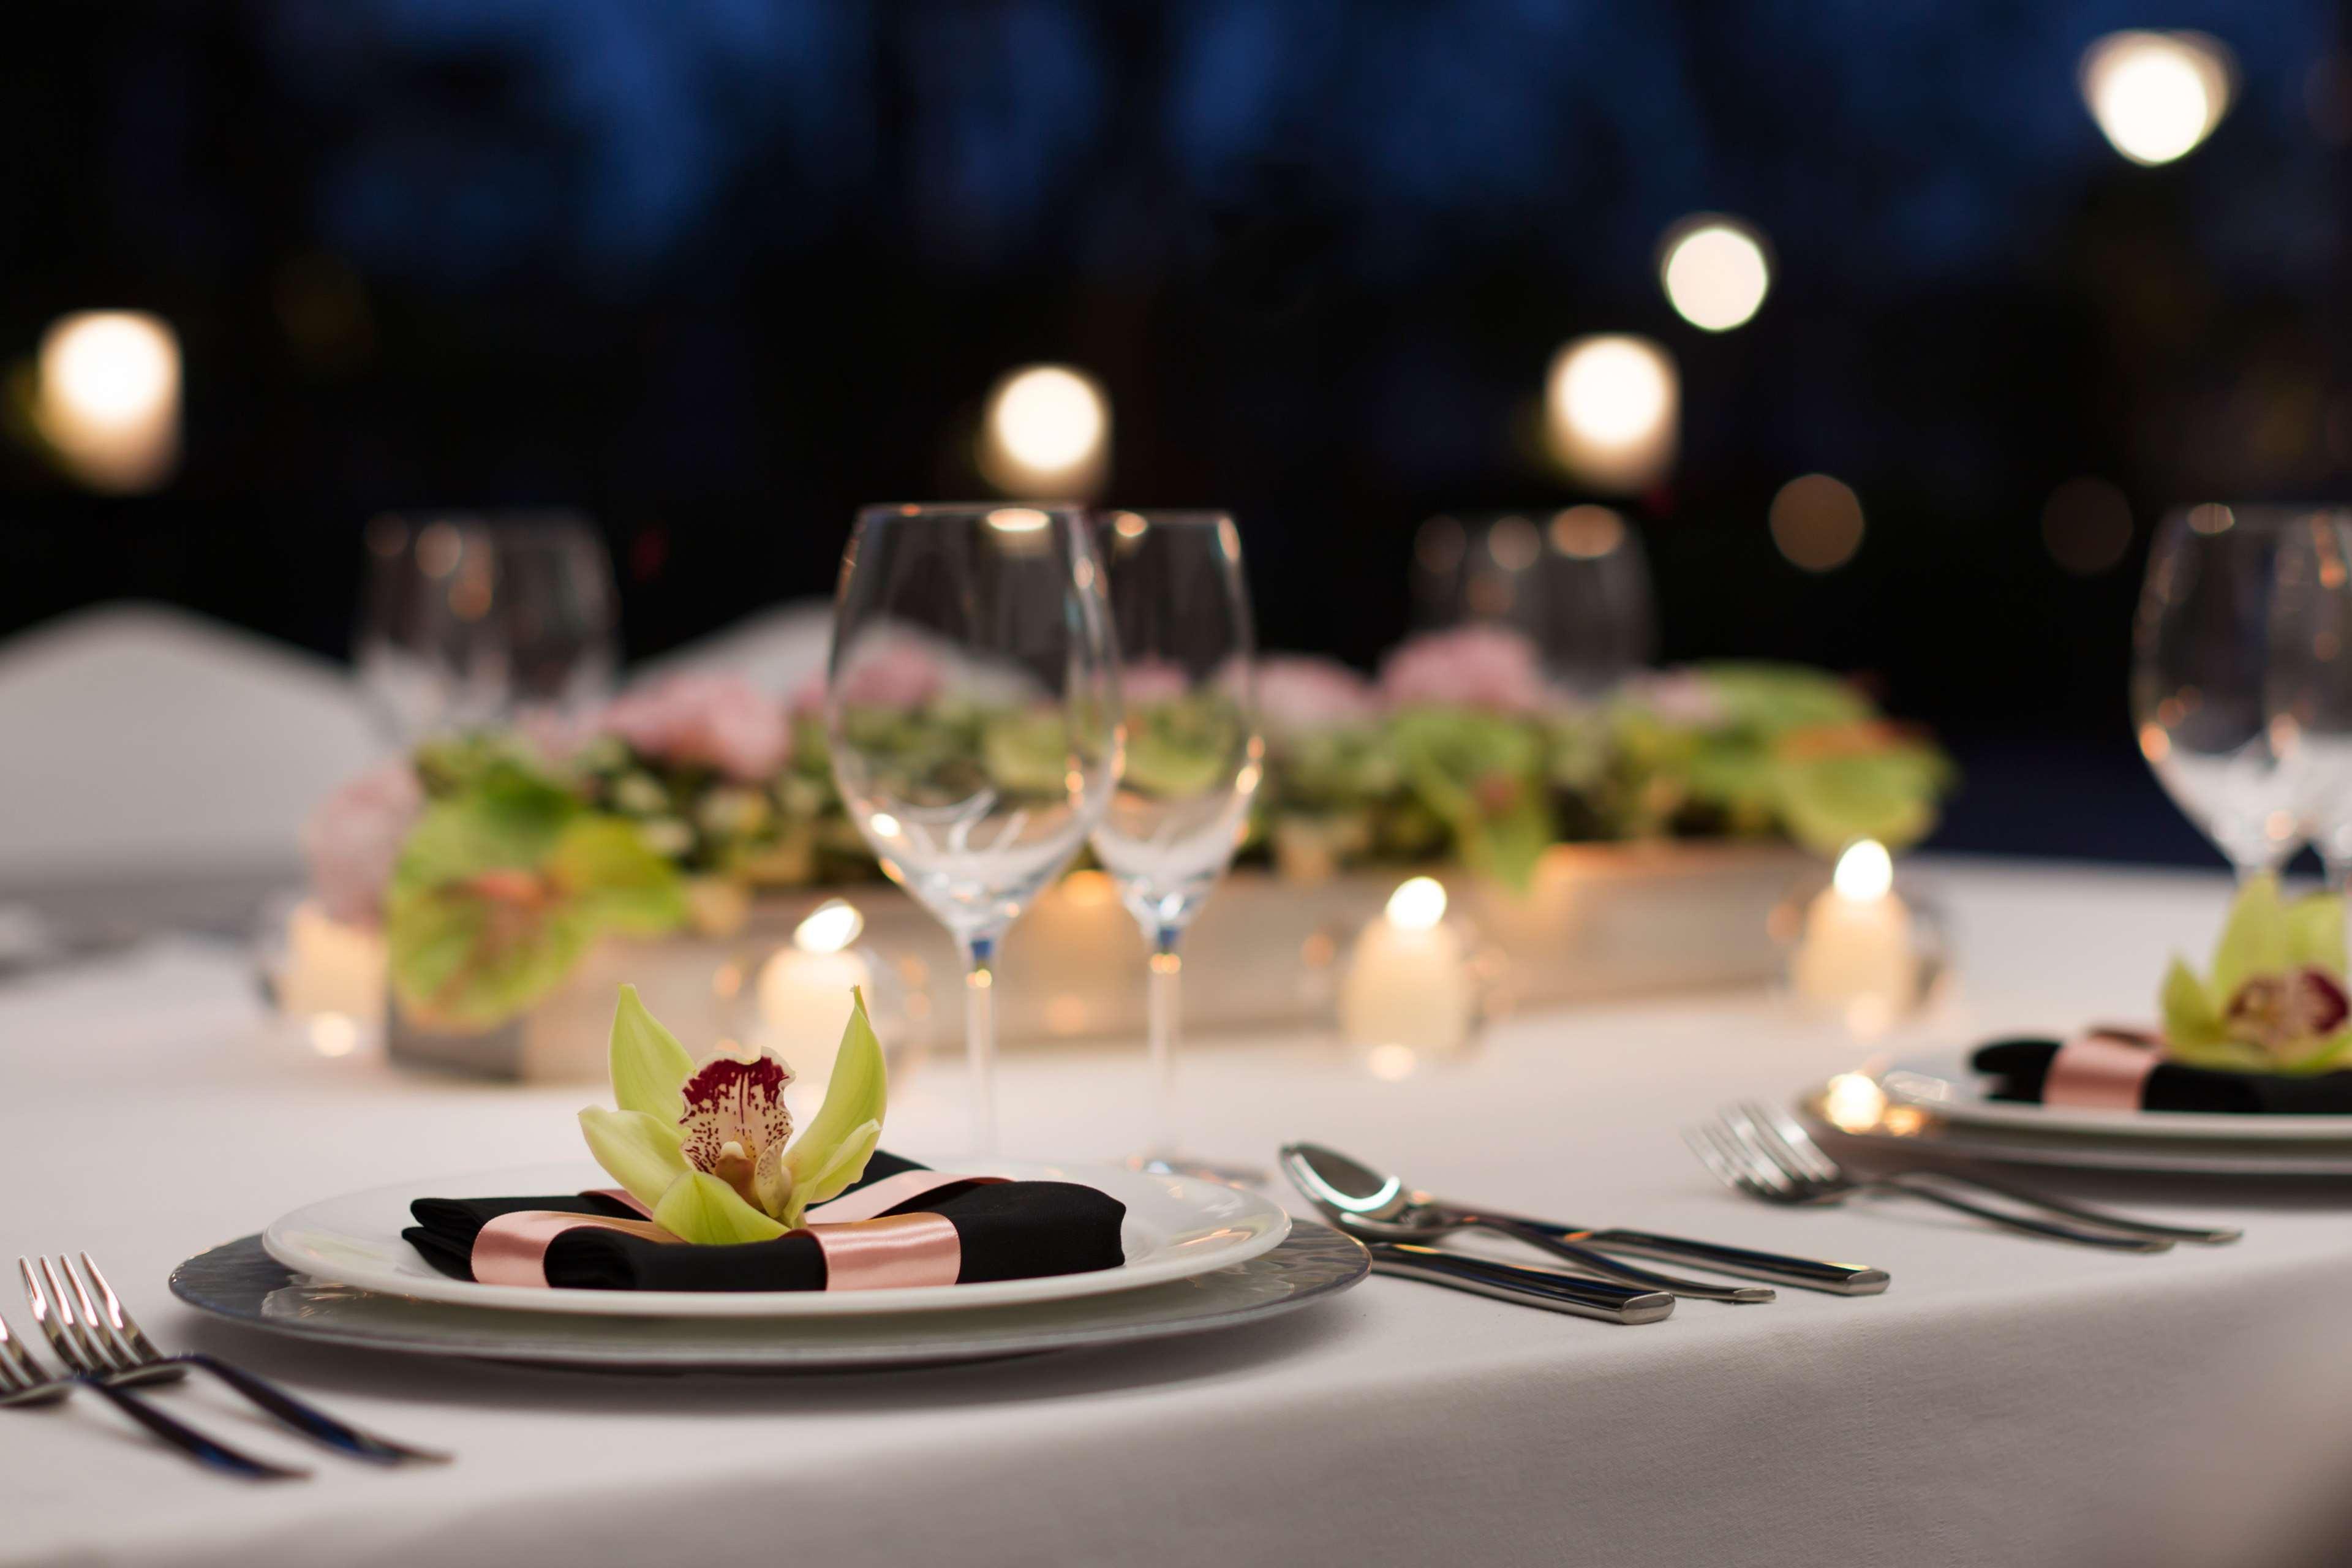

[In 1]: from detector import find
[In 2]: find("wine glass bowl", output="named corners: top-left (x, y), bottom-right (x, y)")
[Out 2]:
top-left (2133, 503), bottom-right (2322, 879)
top-left (826, 503), bottom-right (1121, 1152)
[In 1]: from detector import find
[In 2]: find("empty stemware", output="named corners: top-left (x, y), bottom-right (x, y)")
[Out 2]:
top-left (826, 503), bottom-right (1121, 1153)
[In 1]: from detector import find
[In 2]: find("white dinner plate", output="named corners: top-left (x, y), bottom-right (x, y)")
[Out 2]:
top-left (1880, 1054), bottom-right (2352, 1142)
top-left (263, 1159), bottom-right (1289, 1317)
top-left (1802, 1087), bottom-right (2352, 1177)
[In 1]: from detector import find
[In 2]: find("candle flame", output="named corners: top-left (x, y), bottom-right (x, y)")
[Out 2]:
top-left (1831, 840), bottom-right (1894, 902)
top-left (794, 899), bottom-right (864, 954)
top-left (1386, 876), bottom-right (1449, 931)
top-left (1822, 1072), bottom-right (1888, 1132)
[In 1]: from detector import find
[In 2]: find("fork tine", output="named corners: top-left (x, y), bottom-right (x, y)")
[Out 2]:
top-left (20, 1258), bottom-right (78, 1373)
top-left (80, 1256), bottom-right (165, 1365)
top-left (1744, 1101), bottom-right (1841, 1180)
top-left (55, 1257), bottom-right (134, 1374)
top-left (33, 1257), bottom-right (109, 1374)
top-left (0, 1311), bottom-right (32, 1392)
top-left (1707, 1114), bottom-right (1800, 1197)
top-left (1723, 1105), bottom-right (1816, 1193)
top-left (1681, 1125), bottom-right (1746, 1195)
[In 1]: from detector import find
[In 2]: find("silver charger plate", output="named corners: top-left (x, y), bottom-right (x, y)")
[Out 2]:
top-left (1800, 1088), bottom-right (2352, 1177)
top-left (170, 1229), bottom-right (1369, 1373)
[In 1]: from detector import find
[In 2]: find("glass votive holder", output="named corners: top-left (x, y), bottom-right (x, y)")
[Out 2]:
top-left (1770, 841), bottom-right (1950, 1038)
top-left (1333, 875), bottom-right (1496, 1074)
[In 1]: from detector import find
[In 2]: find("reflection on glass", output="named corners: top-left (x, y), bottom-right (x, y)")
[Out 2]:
top-left (354, 512), bottom-right (619, 744)
top-left (1090, 511), bottom-right (1260, 1164)
top-left (1412, 507), bottom-right (1654, 695)
top-left (2133, 504), bottom-right (2331, 879)
top-left (826, 503), bottom-right (1120, 1153)
top-left (2265, 511), bottom-right (2352, 889)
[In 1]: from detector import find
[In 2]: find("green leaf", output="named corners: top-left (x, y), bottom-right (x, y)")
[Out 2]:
top-left (578, 1106), bottom-right (692, 1212)
top-left (390, 773), bottom-right (578, 895)
top-left (2285, 894), bottom-right (2346, 974)
top-left (2211, 874), bottom-right (2290, 999)
top-left (1774, 752), bottom-right (1942, 856)
top-left (651, 1170), bottom-right (790, 1245)
top-left (386, 889), bottom-right (597, 1030)
top-left (982, 709), bottom-right (1075, 794)
top-left (783, 989), bottom-right (888, 1215)
top-left (1389, 709), bottom-right (1553, 892)
top-left (552, 818), bottom-right (687, 935)
top-left (1691, 663), bottom-right (1871, 733)
top-left (607, 985), bottom-right (697, 1123)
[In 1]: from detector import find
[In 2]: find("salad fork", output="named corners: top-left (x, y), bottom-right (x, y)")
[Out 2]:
top-left (1685, 1108), bottom-right (2175, 1251)
top-left (7, 1275), bottom-right (305, 1478)
top-left (23, 1255), bottom-right (447, 1465)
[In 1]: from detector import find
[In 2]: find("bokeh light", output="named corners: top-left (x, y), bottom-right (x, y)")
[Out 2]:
top-left (1544, 334), bottom-right (1678, 494)
top-left (1769, 474), bottom-right (1866, 572)
top-left (979, 364), bottom-right (1109, 497)
top-left (2040, 477), bottom-right (2134, 575)
top-left (1548, 505), bottom-right (1627, 560)
top-left (1658, 216), bottom-right (1772, 331)
top-left (35, 311), bottom-right (181, 493)
top-left (2081, 31), bottom-right (2234, 166)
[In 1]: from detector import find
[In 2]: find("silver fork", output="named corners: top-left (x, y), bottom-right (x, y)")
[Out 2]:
top-left (27, 1256), bottom-right (447, 1465)
top-left (1685, 1107), bottom-right (2176, 1251)
top-left (10, 1268), bottom-right (306, 1478)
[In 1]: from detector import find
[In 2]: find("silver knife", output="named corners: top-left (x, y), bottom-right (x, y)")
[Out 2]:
top-left (1362, 1242), bottom-right (1676, 1323)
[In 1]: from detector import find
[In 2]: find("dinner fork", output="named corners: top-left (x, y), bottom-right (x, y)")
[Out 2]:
top-left (24, 1255), bottom-right (447, 1465)
top-left (7, 1276), bottom-right (306, 1478)
top-left (1686, 1107), bottom-right (2176, 1251)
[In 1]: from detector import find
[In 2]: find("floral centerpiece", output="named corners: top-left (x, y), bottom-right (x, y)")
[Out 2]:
top-left (309, 625), bottom-right (1952, 1032)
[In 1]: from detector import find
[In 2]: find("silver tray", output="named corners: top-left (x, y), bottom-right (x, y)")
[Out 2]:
top-left (170, 1229), bottom-right (1369, 1373)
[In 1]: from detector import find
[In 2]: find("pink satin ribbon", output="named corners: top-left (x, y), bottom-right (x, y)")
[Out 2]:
top-left (469, 1171), bottom-right (1001, 1291)
top-left (2041, 1030), bottom-right (2162, 1111)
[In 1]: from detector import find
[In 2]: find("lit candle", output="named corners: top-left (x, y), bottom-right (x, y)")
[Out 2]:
top-left (35, 311), bottom-right (181, 494)
top-left (277, 899), bottom-right (388, 1021)
top-left (756, 899), bottom-right (875, 1086)
top-left (1793, 842), bottom-right (1918, 1009)
top-left (1338, 876), bottom-right (1477, 1052)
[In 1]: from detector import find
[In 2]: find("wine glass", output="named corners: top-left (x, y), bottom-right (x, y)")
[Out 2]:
top-left (1090, 511), bottom-right (1261, 1170)
top-left (355, 511), bottom-right (619, 744)
top-left (826, 503), bottom-right (1121, 1153)
top-left (2133, 504), bottom-right (2312, 879)
top-left (2263, 509), bottom-right (2352, 889)
top-left (1411, 507), bottom-right (1654, 693)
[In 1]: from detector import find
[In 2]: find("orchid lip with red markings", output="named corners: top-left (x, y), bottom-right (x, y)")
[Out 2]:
top-left (679, 1052), bottom-right (794, 1209)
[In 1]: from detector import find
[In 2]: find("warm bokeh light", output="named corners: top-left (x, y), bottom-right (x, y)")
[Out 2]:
top-left (794, 898), bottom-right (864, 955)
top-left (1822, 1071), bottom-right (1889, 1133)
top-left (1833, 839), bottom-right (1894, 902)
top-left (35, 311), bottom-right (181, 492)
top-left (1386, 875), bottom-right (1449, 931)
top-left (979, 364), bottom-right (1109, 496)
top-left (1768, 474), bottom-right (1865, 571)
top-left (2041, 477), bottom-right (2134, 575)
top-left (1658, 216), bottom-right (1771, 331)
top-left (1548, 505), bottom-right (1627, 560)
top-left (2081, 31), bottom-right (2234, 166)
top-left (1544, 334), bottom-right (1678, 493)
top-left (1487, 514), bottom-right (1540, 571)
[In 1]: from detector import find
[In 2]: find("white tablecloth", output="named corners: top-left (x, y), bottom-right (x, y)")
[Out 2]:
top-left (5, 861), bottom-right (2351, 1568)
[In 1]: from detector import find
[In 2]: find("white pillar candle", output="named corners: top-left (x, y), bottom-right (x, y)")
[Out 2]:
top-left (277, 899), bottom-right (388, 1021)
top-left (1339, 877), bottom-right (1477, 1051)
top-left (1792, 842), bottom-right (1918, 1007)
top-left (756, 899), bottom-right (875, 1087)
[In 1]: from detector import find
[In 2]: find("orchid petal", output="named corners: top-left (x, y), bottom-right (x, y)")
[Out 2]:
top-left (609, 985), bottom-right (697, 1123)
top-left (578, 1107), bottom-right (692, 1215)
top-left (753, 1139), bottom-right (796, 1221)
top-left (651, 1170), bottom-right (789, 1245)
top-left (2160, 957), bottom-right (2228, 1053)
top-left (2212, 875), bottom-right (2289, 1000)
top-left (679, 1050), bottom-right (794, 1177)
top-left (2286, 894), bottom-right (2346, 975)
top-left (783, 989), bottom-right (887, 1202)
top-left (793, 1119), bottom-right (882, 1217)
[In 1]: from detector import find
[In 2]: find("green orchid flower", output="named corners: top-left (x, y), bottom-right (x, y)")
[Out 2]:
top-left (2160, 874), bottom-right (2352, 1074)
top-left (578, 984), bottom-right (887, 1243)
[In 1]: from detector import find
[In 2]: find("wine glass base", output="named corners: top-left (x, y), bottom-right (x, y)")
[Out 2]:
top-left (1125, 1153), bottom-right (1270, 1188)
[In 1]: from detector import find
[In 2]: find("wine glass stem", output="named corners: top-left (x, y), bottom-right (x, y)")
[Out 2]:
top-left (961, 932), bottom-right (1001, 1156)
top-left (1147, 930), bottom-right (1183, 1160)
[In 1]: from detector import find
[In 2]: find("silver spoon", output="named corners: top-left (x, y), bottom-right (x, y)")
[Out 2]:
top-left (1281, 1142), bottom-right (1776, 1303)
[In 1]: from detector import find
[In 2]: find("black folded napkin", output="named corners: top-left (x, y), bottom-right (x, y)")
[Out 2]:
top-left (404, 1151), bottom-right (1127, 1291)
top-left (1972, 1038), bottom-right (2352, 1115)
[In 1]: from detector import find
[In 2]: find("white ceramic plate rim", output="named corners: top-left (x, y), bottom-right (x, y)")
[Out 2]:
top-left (262, 1159), bottom-right (1289, 1317)
top-left (1882, 1054), bottom-right (2352, 1142)
top-left (1802, 1091), bottom-right (2352, 1175)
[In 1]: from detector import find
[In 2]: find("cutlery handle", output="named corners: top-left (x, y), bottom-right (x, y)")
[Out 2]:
top-left (175, 1354), bottom-right (449, 1464)
top-left (1478, 1212), bottom-right (1890, 1295)
top-left (1364, 1243), bottom-right (1675, 1324)
top-left (1862, 1179), bottom-right (2173, 1251)
top-left (1463, 1217), bottom-right (1776, 1303)
top-left (76, 1376), bottom-right (308, 1481)
top-left (1878, 1172), bottom-right (2241, 1246)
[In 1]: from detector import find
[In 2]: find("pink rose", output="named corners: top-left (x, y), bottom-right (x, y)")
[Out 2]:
top-left (1121, 657), bottom-right (1192, 706)
top-left (602, 673), bottom-right (790, 782)
top-left (798, 633), bottom-right (946, 714)
top-left (302, 763), bottom-right (423, 926)
top-left (1256, 655), bottom-right (1378, 731)
top-left (1622, 669), bottom-right (1725, 726)
top-left (1378, 625), bottom-right (1550, 714)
